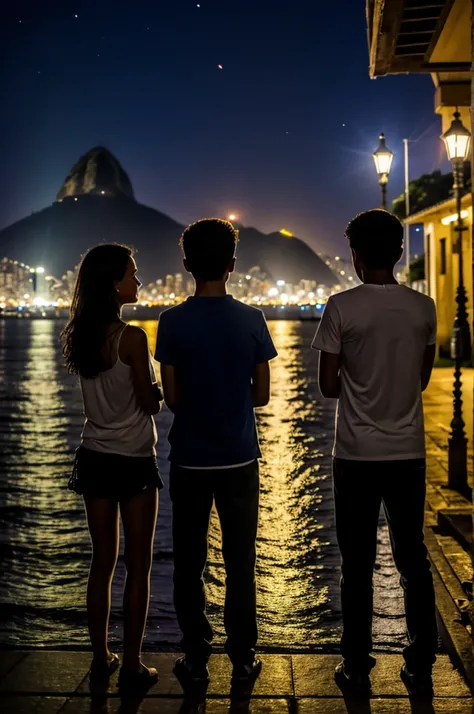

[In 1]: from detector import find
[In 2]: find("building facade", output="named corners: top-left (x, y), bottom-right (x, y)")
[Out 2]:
top-left (367, 0), bottom-right (472, 357)
top-left (406, 195), bottom-right (473, 356)
top-left (0, 258), bottom-right (34, 305)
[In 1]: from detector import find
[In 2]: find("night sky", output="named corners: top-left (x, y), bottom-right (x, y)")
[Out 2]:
top-left (1, 0), bottom-right (451, 258)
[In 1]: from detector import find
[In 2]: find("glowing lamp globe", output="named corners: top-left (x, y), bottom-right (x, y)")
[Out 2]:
top-left (373, 133), bottom-right (393, 178)
top-left (441, 111), bottom-right (471, 162)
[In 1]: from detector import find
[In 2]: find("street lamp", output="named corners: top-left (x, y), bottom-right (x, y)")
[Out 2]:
top-left (373, 133), bottom-right (394, 210)
top-left (441, 110), bottom-right (472, 496)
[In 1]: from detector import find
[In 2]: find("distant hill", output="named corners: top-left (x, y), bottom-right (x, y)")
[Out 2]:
top-left (0, 147), bottom-right (337, 287)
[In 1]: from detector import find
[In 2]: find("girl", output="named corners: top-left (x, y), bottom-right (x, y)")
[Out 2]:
top-left (61, 243), bottom-right (163, 693)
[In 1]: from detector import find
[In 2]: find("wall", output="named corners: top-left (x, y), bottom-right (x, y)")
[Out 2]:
top-left (424, 205), bottom-right (473, 357)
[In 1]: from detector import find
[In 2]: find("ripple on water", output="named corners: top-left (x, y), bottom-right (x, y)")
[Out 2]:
top-left (0, 319), bottom-right (409, 651)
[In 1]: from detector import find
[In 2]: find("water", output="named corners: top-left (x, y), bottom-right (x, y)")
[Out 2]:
top-left (0, 319), bottom-right (407, 652)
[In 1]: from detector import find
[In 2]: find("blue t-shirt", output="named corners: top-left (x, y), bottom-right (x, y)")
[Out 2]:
top-left (154, 295), bottom-right (278, 467)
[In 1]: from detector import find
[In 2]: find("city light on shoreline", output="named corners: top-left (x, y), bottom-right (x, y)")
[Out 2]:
top-left (0, 254), bottom-right (362, 313)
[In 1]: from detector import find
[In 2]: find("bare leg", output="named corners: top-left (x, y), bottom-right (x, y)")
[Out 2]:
top-left (120, 487), bottom-right (158, 670)
top-left (83, 497), bottom-right (120, 660)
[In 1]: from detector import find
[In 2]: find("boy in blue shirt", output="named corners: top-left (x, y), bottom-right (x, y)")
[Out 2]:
top-left (155, 218), bottom-right (277, 685)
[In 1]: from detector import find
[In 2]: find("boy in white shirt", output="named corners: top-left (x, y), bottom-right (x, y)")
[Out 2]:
top-left (312, 209), bottom-right (438, 698)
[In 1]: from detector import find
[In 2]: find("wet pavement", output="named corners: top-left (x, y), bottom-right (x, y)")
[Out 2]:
top-left (0, 651), bottom-right (471, 713)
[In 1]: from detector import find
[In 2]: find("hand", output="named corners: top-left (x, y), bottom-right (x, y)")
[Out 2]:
top-left (152, 383), bottom-right (164, 401)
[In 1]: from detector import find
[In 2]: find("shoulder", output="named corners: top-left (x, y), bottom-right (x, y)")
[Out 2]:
top-left (121, 325), bottom-right (148, 349)
top-left (231, 299), bottom-right (266, 321)
top-left (401, 287), bottom-right (436, 312)
top-left (326, 286), bottom-right (362, 311)
top-left (159, 303), bottom-right (188, 322)
top-left (410, 288), bottom-right (435, 307)
top-left (158, 305), bottom-right (181, 320)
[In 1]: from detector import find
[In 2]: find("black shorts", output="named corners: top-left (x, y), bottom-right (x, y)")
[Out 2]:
top-left (68, 445), bottom-right (164, 501)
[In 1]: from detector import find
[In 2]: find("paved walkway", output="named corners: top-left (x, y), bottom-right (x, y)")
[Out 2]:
top-left (0, 651), bottom-right (472, 713)
top-left (424, 367), bottom-right (473, 491)
top-left (423, 367), bottom-right (473, 524)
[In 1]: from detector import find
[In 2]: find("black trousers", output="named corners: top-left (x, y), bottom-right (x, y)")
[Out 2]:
top-left (333, 458), bottom-right (438, 675)
top-left (169, 460), bottom-right (259, 664)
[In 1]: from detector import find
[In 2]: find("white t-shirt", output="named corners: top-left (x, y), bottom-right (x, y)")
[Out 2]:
top-left (311, 284), bottom-right (437, 461)
top-left (80, 326), bottom-right (158, 457)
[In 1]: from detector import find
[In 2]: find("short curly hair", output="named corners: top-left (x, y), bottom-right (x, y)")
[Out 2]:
top-left (345, 209), bottom-right (403, 270)
top-left (180, 218), bottom-right (238, 281)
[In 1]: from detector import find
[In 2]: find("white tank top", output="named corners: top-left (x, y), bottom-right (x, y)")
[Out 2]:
top-left (80, 325), bottom-right (158, 457)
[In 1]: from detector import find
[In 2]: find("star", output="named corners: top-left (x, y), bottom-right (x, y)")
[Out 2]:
top-left (197, 3), bottom-right (201, 7)
top-left (218, 64), bottom-right (223, 70)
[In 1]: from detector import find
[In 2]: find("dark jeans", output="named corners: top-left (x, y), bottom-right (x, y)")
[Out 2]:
top-left (333, 458), bottom-right (438, 675)
top-left (169, 460), bottom-right (259, 664)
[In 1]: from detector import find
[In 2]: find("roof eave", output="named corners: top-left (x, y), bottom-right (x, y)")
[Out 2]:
top-left (367, 0), bottom-right (467, 78)
top-left (404, 193), bottom-right (471, 225)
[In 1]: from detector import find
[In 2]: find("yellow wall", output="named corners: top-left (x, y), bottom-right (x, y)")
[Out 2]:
top-left (424, 204), bottom-right (473, 357)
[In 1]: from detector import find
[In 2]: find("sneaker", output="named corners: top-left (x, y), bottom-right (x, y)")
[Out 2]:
top-left (117, 663), bottom-right (158, 694)
top-left (334, 661), bottom-right (371, 697)
top-left (231, 657), bottom-right (262, 683)
top-left (173, 656), bottom-right (210, 685)
top-left (400, 664), bottom-right (434, 698)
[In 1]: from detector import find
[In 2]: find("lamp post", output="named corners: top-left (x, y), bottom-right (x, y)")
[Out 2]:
top-left (373, 133), bottom-right (394, 210)
top-left (441, 110), bottom-right (472, 497)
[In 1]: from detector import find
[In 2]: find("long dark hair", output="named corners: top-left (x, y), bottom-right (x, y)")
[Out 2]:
top-left (61, 243), bottom-right (133, 378)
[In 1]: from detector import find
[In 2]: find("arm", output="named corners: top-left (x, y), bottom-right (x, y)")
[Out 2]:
top-left (252, 361), bottom-right (271, 407)
top-left (252, 312), bottom-right (278, 408)
top-left (420, 344), bottom-right (436, 392)
top-left (318, 351), bottom-right (341, 398)
top-left (124, 327), bottom-right (162, 415)
top-left (311, 297), bottom-right (342, 400)
top-left (421, 299), bottom-right (437, 392)
top-left (160, 363), bottom-right (178, 413)
top-left (154, 311), bottom-right (179, 413)
top-left (153, 382), bottom-right (164, 402)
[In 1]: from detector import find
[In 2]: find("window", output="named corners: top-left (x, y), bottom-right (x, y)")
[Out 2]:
top-left (440, 238), bottom-right (446, 275)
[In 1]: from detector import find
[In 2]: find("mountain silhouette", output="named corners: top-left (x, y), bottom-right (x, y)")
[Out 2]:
top-left (56, 146), bottom-right (135, 202)
top-left (0, 147), bottom-right (337, 286)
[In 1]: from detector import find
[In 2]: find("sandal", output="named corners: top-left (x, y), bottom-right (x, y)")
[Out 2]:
top-left (118, 663), bottom-right (158, 694)
top-left (89, 652), bottom-right (120, 681)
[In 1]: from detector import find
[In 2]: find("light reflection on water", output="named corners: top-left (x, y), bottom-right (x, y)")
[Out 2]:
top-left (0, 319), bottom-right (406, 651)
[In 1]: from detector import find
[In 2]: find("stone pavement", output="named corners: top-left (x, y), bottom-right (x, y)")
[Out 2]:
top-left (420, 368), bottom-right (474, 692)
top-left (422, 367), bottom-right (473, 543)
top-left (0, 651), bottom-right (472, 713)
